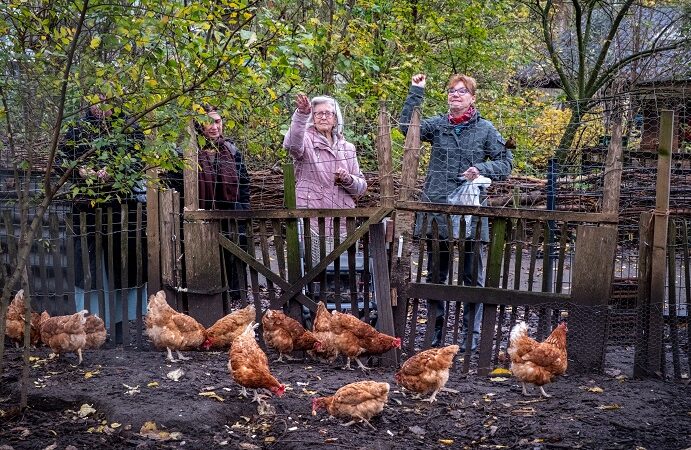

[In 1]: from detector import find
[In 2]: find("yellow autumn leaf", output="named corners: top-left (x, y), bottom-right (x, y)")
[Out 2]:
top-left (29, 356), bottom-right (40, 362)
top-left (303, 388), bottom-right (317, 395)
top-left (84, 370), bottom-right (100, 379)
top-left (79, 403), bottom-right (96, 417)
top-left (89, 36), bottom-right (101, 49)
top-left (199, 391), bottom-right (225, 402)
top-left (584, 386), bottom-right (604, 393)
top-left (439, 439), bottom-right (454, 446)
top-left (489, 377), bottom-right (508, 382)
top-left (489, 368), bottom-right (511, 376)
top-left (147, 381), bottom-right (159, 388)
top-left (111, 423), bottom-right (121, 428)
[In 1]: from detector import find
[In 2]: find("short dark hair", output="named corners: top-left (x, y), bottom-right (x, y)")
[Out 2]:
top-left (193, 104), bottom-right (220, 136)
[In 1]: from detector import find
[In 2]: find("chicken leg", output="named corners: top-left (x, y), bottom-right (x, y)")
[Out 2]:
top-left (77, 348), bottom-right (83, 365)
top-left (275, 353), bottom-right (296, 363)
top-left (521, 382), bottom-right (533, 396)
top-left (539, 386), bottom-right (552, 398)
top-left (420, 389), bottom-right (440, 403)
top-left (342, 416), bottom-right (376, 430)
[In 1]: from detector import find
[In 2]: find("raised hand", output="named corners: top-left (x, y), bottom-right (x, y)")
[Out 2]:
top-left (296, 93), bottom-right (311, 114)
top-left (412, 73), bottom-right (426, 88)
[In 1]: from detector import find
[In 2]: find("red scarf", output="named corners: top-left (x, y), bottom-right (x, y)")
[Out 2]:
top-left (448, 105), bottom-right (475, 125)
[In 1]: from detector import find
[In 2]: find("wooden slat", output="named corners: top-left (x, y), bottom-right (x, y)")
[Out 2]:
top-left (667, 220), bottom-right (681, 380)
top-left (333, 217), bottom-right (342, 312)
top-left (107, 208), bottom-right (116, 341)
top-left (79, 212), bottom-right (92, 311)
top-left (407, 283), bottom-right (570, 306)
top-left (259, 220), bottom-right (276, 305)
top-left (95, 209), bottom-right (105, 320)
top-left (568, 225), bottom-right (617, 373)
top-left (65, 213), bottom-right (76, 315)
top-left (271, 219), bottom-right (286, 288)
top-left (186, 207), bottom-right (384, 220)
top-left (146, 178), bottom-right (161, 294)
top-left (346, 218), bottom-right (358, 314)
top-left (136, 203), bottom-right (144, 346)
top-left (370, 222), bottom-right (397, 366)
top-left (49, 213), bottom-right (64, 315)
top-left (376, 101), bottom-right (394, 208)
top-left (245, 220), bottom-right (262, 312)
top-left (183, 120), bottom-right (199, 211)
top-left (634, 212), bottom-right (654, 377)
top-left (159, 190), bottom-right (175, 298)
top-left (478, 218), bottom-right (507, 375)
top-left (172, 191), bottom-right (183, 310)
top-left (396, 201), bottom-right (618, 223)
top-left (683, 220), bottom-right (691, 375)
top-left (120, 204), bottom-right (130, 346)
top-left (283, 163), bottom-right (302, 321)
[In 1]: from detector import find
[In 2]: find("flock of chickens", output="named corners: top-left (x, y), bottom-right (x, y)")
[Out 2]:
top-left (5, 289), bottom-right (568, 429)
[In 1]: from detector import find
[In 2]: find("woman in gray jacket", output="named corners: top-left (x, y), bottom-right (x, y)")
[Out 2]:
top-left (399, 73), bottom-right (513, 349)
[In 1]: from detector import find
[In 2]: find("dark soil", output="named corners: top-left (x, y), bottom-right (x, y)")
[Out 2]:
top-left (1, 341), bottom-right (690, 450)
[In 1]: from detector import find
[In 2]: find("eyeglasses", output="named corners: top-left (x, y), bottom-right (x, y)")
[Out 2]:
top-left (447, 87), bottom-right (470, 95)
top-left (314, 111), bottom-right (335, 118)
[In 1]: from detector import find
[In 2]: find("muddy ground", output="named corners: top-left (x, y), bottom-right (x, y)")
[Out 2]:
top-left (1, 339), bottom-right (690, 450)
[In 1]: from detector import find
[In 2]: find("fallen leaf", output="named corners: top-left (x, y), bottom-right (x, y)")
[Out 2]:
top-left (303, 388), bottom-right (317, 395)
top-left (324, 438), bottom-right (338, 443)
top-left (439, 439), bottom-right (454, 446)
top-left (84, 370), bottom-right (100, 379)
top-left (139, 421), bottom-right (182, 441)
top-left (264, 437), bottom-right (276, 443)
top-left (597, 404), bottom-right (622, 410)
top-left (147, 381), bottom-right (159, 388)
top-left (123, 384), bottom-right (140, 395)
top-left (29, 356), bottom-right (40, 362)
top-left (489, 377), bottom-right (508, 382)
top-left (580, 386), bottom-right (604, 393)
top-left (111, 422), bottom-right (121, 428)
top-left (512, 407), bottom-right (536, 416)
top-left (199, 391), bottom-right (225, 402)
top-left (489, 368), bottom-right (511, 376)
top-left (167, 368), bottom-right (185, 382)
top-left (78, 404), bottom-right (96, 418)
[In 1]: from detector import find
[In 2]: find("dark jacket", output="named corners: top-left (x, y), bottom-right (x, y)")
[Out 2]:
top-left (197, 138), bottom-right (250, 211)
top-left (400, 85), bottom-right (513, 240)
top-left (57, 109), bottom-right (146, 201)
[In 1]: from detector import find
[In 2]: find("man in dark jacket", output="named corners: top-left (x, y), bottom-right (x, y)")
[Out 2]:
top-left (399, 73), bottom-right (513, 350)
top-left (194, 105), bottom-right (251, 301)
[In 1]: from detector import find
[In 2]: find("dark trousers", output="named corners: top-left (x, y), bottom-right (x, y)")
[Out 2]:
top-left (426, 239), bottom-right (485, 348)
top-left (221, 219), bottom-right (248, 303)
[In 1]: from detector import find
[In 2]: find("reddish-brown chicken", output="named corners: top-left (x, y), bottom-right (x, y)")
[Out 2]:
top-left (39, 310), bottom-right (88, 364)
top-left (203, 304), bottom-right (256, 350)
top-left (394, 344), bottom-right (459, 402)
top-left (84, 314), bottom-right (107, 350)
top-left (262, 309), bottom-right (321, 362)
top-left (312, 381), bottom-right (390, 429)
top-left (4, 290), bottom-right (41, 347)
top-left (508, 321), bottom-right (568, 397)
top-left (229, 322), bottom-right (285, 404)
top-left (330, 311), bottom-right (401, 370)
top-left (145, 290), bottom-right (206, 362)
top-left (308, 301), bottom-right (339, 363)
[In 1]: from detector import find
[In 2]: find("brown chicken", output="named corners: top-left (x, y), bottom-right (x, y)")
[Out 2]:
top-left (394, 344), bottom-right (459, 402)
top-left (330, 311), bottom-right (401, 370)
top-left (508, 321), bottom-right (568, 397)
top-left (229, 322), bottom-right (285, 404)
top-left (312, 381), bottom-right (390, 430)
top-left (308, 301), bottom-right (339, 363)
top-left (4, 290), bottom-right (41, 347)
top-left (84, 314), bottom-right (107, 350)
top-left (39, 310), bottom-right (88, 364)
top-left (262, 309), bottom-right (321, 362)
top-left (145, 290), bottom-right (206, 362)
top-left (202, 303), bottom-right (256, 350)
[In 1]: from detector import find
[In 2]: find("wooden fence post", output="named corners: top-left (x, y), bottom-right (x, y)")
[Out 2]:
top-left (182, 119), bottom-right (223, 325)
top-left (283, 163), bottom-right (302, 321)
top-left (634, 109), bottom-right (674, 377)
top-left (146, 169), bottom-right (161, 294)
top-left (568, 225), bottom-right (617, 373)
top-left (634, 212), bottom-right (654, 377)
top-left (390, 107), bottom-right (421, 340)
top-left (376, 101), bottom-right (394, 208)
top-left (370, 222), bottom-right (398, 366)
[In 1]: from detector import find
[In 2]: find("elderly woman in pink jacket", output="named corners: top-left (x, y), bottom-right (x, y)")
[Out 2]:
top-left (283, 94), bottom-right (367, 256)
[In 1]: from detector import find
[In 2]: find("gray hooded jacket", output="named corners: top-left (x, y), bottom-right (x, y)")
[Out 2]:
top-left (399, 85), bottom-right (513, 240)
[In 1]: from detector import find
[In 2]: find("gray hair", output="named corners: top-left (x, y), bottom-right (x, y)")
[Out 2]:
top-left (307, 95), bottom-right (344, 141)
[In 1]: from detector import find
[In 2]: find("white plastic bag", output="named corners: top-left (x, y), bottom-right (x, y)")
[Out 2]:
top-left (448, 176), bottom-right (491, 239)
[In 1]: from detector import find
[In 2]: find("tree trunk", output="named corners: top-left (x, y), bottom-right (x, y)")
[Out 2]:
top-left (556, 107), bottom-right (583, 163)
